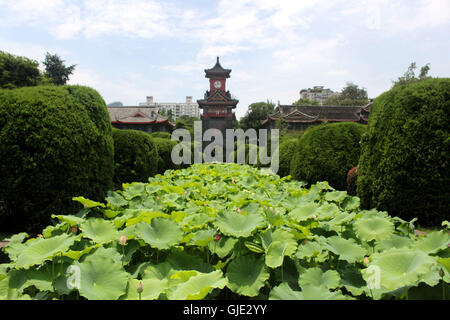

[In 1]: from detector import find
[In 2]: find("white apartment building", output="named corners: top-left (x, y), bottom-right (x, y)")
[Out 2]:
top-left (139, 96), bottom-right (201, 120)
top-left (299, 86), bottom-right (339, 105)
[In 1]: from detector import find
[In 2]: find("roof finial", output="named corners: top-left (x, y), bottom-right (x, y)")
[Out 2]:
top-left (217, 56), bottom-right (219, 63)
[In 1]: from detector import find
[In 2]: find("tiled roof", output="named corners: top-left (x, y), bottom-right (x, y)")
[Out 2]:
top-left (262, 103), bottom-right (372, 124)
top-left (204, 57), bottom-right (231, 78)
top-left (107, 106), bottom-right (174, 126)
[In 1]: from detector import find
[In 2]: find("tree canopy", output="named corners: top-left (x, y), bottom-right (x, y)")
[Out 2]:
top-left (392, 62), bottom-right (431, 88)
top-left (240, 100), bottom-right (275, 130)
top-left (42, 52), bottom-right (76, 85)
top-left (292, 98), bottom-right (318, 106)
top-left (0, 51), bottom-right (45, 89)
top-left (324, 82), bottom-right (369, 106)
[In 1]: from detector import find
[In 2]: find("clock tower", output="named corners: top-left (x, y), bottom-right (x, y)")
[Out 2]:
top-left (197, 57), bottom-right (238, 156)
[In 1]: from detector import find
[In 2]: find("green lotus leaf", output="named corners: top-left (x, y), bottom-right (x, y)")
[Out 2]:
top-left (442, 221), bottom-right (450, 229)
top-left (375, 234), bottom-right (414, 252)
top-left (79, 218), bottom-right (120, 245)
top-left (353, 215), bottom-right (394, 242)
top-left (0, 269), bottom-right (32, 300)
top-left (324, 191), bottom-right (348, 204)
top-left (122, 278), bottom-right (168, 300)
top-left (270, 282), bottom-right (347, 300)
top-left (166, 250), bottom-right (215, 273)
top-left (189, 229), bottom-right (216, 247)
top-left (226, 255), bottom-right (269, 297)
top-left (325, 236), bottom-right (366, 263)
top-left (260, 228), bottom-right (296, 251)
top-left (265, 240), bottom-right (297, 268)
top-left (289, 203), bottom-right (320, 222)
top-left (125, 211), bottom-right (167, 227)
top-left (64, 243), bottom-right (99, 261)
top-left (2, 233), bottom-right (28, 261)
top-left (340, 265), bottom-right (367, 297)
top-left (135, 218), bottom-right (183, 250)
top-left (269, 282), bottom-right (303, 300)
top-left (361, 248), bottom-right (438, 292)
top-left (342, 196), bottom-right (360, 211)
top-left (140, 262), bottom-right (176, 280)
top-left (122, 182), bottom-right (146, 200)
top-left (42, 223), bottom-right (67, 238)
top-left (105, 190), bottom-right (129, 209)
top-left (316, 203), bottom-right (341, 219)
top-left (52, 214), bottom-right (85, 226)
top-left (15, 234), bottom-right (77, 268)
top-left (296, 241), bottom-right (325, 261)
top-left (73, 248), bottom-right (129, 300)
top-left (415, 230), bottom-right (450, 254)
top-left (208, 237), bottom-right (238, 258)
top-left (214, 212), bottom-right (265, 238)
top-left (167, 270), bottom-right (227, 300)
top-left (328, 212), bottom-right (356, 228)
top-left (72, 196), bottom-right (105, 208)
top-left (298, 267), bottom-right (341, 289)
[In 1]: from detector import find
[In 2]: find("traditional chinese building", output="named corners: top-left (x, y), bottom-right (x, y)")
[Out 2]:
top-left (108, 106), bottom-right (174, 133)
top-left (197, 57), bottom-right (238, 150)
top-left (261, 103), bottom-right (371, 132)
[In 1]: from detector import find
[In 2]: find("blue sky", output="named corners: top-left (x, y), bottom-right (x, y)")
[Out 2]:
top-left (1, 0), bottom-right (449, 118)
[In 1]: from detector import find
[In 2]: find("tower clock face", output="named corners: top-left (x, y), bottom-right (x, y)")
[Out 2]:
top-left (214, 81), bottom-right (222, 89)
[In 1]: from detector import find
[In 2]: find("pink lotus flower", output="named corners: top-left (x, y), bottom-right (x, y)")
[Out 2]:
top-left (364, 257), bottom-right (370, 264)
top-left (137, 281), bottom-right (143, 294)
top-left (119, 235), bottom-right (127, 246)
top-left (237, 208), bottom-right (242, 214)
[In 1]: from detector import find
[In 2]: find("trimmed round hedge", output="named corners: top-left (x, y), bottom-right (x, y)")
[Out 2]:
top-left (150, 131), bottom-right (171, 139)
top-left (290, 122), bottom-right (366, 190)
top-left (112, 128), bottom-right (159, 185)
top-left (152, 137), bottom-right (179, 174)
top-left (277, 138), bottom-right (299, 177)
top-left (0, 85), bottom-right (114, 233)
top-left (357, 78), bottom-right (450, 226)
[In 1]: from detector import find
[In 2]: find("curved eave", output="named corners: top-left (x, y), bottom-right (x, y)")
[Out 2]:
top-left (112, 119), bottom-right (171, 124)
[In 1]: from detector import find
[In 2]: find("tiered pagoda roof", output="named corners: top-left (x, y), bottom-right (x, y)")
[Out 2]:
top-left (107, 106), bottom-right (174, 126)
top-left (261, 103), bottom-right (372, 126)
top-left (204, 57), bottom-right (231, 78)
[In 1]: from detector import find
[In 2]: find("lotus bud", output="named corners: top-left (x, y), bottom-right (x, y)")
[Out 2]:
top-left (312, 214), bottom-right (317, 219)
top-left (364, 257), bottom-right (370, 264)
top-left (237, 208), bottom-right (242, 214)
top-left (439, 268), bottom-right (444, 277)
top-left (71, 226), bottom-right (77, 234)
top-left (137, 281), bottom-right (143, 294)
top-left (184, 190), bottom-right (188, 196)
top-left (84, 203), bottom-right (88, 209)
top-left (38, 234), bottom-right (43, 238)
top-left (214, 234), bottom-right (221, 242)
top-left (119, 234), bottom-right (127, 246)
top-left (156, 196), bottom-right (159, 200)
top-left (232, 179), bottom-right (235, 184)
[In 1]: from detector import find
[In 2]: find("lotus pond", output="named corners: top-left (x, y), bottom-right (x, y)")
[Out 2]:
top-left (1, 163), bottom-right (449, 300)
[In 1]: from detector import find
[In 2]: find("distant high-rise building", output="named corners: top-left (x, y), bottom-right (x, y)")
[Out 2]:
top-left (139, 96), bottom-right (200, 120)
top-left (299, 86), bottom-right (339, 105)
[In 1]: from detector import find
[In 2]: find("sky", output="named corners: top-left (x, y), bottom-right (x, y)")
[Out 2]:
top-left (0, 0), bottom-right (449, 119)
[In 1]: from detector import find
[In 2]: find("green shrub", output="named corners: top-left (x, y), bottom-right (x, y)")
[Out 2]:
top-left (290, 122), bottom-right (366, 190)
top-left (150, 131), bottom-right (171, 139)
top-left (0, 85), bottom-right (114, 233)
top-left (112, 129), bottom-right (159, 185)
top-left (357, 78), bottom-right (450, 226)
top-left (152, 137), bottom-right (180, 174)
top-left (277, 138), bottom-right (298, 177)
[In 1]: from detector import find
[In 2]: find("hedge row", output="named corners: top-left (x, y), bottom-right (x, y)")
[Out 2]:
top-left (0, 85), bottom-right (114, 233)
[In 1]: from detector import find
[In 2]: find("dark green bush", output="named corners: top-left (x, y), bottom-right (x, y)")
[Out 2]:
top-left (277, 138), bottom-right (298, 177)
top-left (290, 122), bottom-right (366, 190)
top-left (357, 78), bottom-right (450, 226)
top-left (150, 131), bottom-right (171, 139)
top-left (112, 129), bottom-right (159, 185)
top-left (0, 85), bottom-right (114, 233)
top-left (152, 137), bottom-right (179, 174)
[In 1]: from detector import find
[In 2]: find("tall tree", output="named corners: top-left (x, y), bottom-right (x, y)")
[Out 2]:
top-left (0, 51), bottom-right (44, 89)
top-left (42, 52), bottom-right (76, 85)
top-left (292, 98), bottom-right (318, 106)
top-left (324, 82), bottom-right (369, 106)
top-left (393, 62), bottom-right (431, 87)
top-left (240, 100), bottom-right (275, 130)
